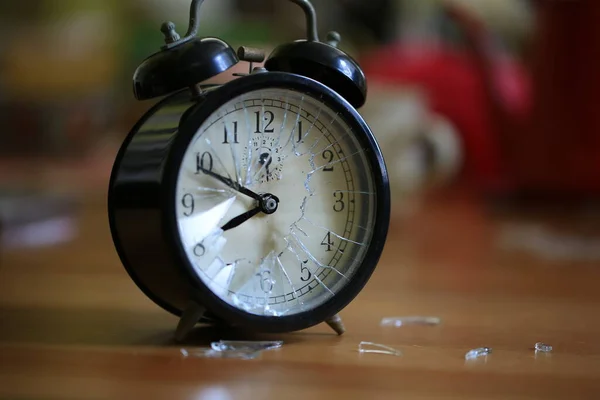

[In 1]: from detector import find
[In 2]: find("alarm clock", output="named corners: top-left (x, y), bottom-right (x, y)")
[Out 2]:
top-left (108, 0), bottom-right (390, 341)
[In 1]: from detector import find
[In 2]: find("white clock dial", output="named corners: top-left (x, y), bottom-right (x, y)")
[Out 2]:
top-left (175, 87), bottom-right (377, 316)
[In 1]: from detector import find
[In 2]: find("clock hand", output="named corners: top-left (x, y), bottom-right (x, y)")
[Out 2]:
top-left (220, 193), bottom-right (280, 232)
top-left (198, 167), bottom-right (261, 201)
top-left (221, 206), bottom-right (261, 231)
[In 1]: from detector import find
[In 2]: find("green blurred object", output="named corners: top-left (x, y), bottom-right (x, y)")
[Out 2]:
top-left (0, 0), bottom-right (128, 158)
top-left (40, 0), bottom-right (121, 19)
top-left (0, 0), bottom-right (122, 22)
top-left (206, 21), bottom-right (276, 46)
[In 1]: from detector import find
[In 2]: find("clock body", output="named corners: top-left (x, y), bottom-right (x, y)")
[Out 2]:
top-left (108, 71), bottom-right (390, 333)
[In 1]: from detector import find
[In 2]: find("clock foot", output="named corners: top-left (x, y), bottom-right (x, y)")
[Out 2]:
top-left (174, 302), bottom-right (206, 342)
top-left (325, 314), bottom-right (346, 335)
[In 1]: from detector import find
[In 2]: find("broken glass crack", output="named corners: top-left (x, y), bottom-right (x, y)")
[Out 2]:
top-left (192, 187), bottom-right (230, 194)
top-left (184, 170), bottom-right (237, 199)
top-left (276, 255), bottom-right (306, 310)
top-left (178, 197), bottom-right (236, 249)
top-left (203, 137), bottom-right (236, 184)
top-left (292, 218), bottom-right (364, 264)
top-left (259, 251), bottom-right (278, 316)
top-left (227, 252), bottom-right (280, 316)
top-left (241, 96), bottom-right (255, 186)
top-left (249, 95), bottom-right (293, 183)
top-left (289, 228), bottom-right (348, 280)
top-left (310, 128), bottom-right (356, 164)
top-left (274, 94), bottom-right (291, 156)
top-left (281, 96), bottom-right (306, 151)
top-left (300, 216), bottom-right (366, 247)
top-left (283, 233), bottom-right (335, 295)
top-left (307, 149), bottom-right (364, 176)
top-left (289, 107), bottom-right (324, 158)
top-left (223, 112), bottom-right (243, 186)
top-left (302, 113), bottom-right (338, 158)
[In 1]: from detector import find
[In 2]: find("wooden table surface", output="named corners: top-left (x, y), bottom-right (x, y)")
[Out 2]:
top-left (1, 174), bottom-right (600, 399)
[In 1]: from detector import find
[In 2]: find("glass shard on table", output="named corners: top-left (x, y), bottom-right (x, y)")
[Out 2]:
top-left (358, 341), bottom-right (402, 356)
top-left (465, 347), bottom-right (492, 360)
top-left (534, 342), bottom-right (553, 353)
top-left (210, 340), bottom-right (283, 352)
top-left (380, 316), bottom-right (441, 327)
top-left (180, 348), bottom-right (260, 360)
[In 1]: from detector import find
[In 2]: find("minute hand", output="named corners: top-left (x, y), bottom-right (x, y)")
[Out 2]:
top-left (199, 168), bottom-right (261, 201)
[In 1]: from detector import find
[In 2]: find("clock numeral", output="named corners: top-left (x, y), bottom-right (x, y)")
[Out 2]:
top-left (193, 243), bottom-right (206, 257)
top-left (322, 149), bottom-right (335, 172)
top-left (258, 270), bottom-right (273, 293)
top-left (254, 110), bottom-right (275, 134)
top-left (300, 260), bottom-right (311, 282)
top-left (333, 191), bottom-right (345, 213)
top-left (195, 151), bottom-right (213, 174)
top-left (181, 193), bottom-right (195, 216)
top-left (296, 120), bottom-right (303, 143)
top-left (321, 231), bottom-right (335, 252)
top-left (223, 121), bottom-right (239, 144)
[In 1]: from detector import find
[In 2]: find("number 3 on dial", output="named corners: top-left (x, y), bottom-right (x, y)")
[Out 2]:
top-left (333, 191), bottom-right (345, 212)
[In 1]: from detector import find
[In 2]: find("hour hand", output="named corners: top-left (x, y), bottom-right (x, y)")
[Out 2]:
top-left (221, 206), bottom-right (261, 231)
top-left (220, 193), bottom-right (279, 232)
top-left (198, 167), bottom-right (261, 201)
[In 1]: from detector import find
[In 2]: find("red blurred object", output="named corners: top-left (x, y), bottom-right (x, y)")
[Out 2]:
top-left (361, 41), bottom-right (530, 195)
top-left (362, 0), bottom-right (600, 201)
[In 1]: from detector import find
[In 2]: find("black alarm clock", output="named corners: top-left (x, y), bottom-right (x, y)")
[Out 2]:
top-left (108, 0), bottom-right (390, 341)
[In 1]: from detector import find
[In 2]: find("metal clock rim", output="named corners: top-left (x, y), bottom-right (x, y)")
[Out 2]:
top-left (162, 71), bottom-right (391, 333)
top-left (107, 89), bottom-right (191, 318)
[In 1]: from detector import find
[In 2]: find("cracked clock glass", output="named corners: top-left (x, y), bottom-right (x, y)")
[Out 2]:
top-left (175, 87), bottom-right (378, 317)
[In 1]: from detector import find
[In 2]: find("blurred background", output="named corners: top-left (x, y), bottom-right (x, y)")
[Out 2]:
top-left (3, 4), bottom-right (600, 397)
top-left (1, 0), bottom-right (600, 267)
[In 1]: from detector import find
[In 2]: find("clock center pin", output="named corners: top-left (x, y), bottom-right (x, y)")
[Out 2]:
top-left (260, 194), bottom-right (279, 215)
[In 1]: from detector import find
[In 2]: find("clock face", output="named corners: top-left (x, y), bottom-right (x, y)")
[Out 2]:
top-left (174, 86), bottom-right (379, 317)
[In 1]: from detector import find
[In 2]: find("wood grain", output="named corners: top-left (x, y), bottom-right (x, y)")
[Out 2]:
top-left (1, 185), bottom-right (600, 400)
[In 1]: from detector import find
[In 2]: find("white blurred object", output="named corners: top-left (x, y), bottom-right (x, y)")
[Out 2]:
top-left (395, 0), bottom-right (533, 46)
top-left (0, 191), bottom-right (78, 251)
top-left (425, 113), bottom-right (463, 187)
top-left (360, 84), bottom-right (463, 210)
top-left (445, 0), bottom-right (533, 42)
